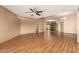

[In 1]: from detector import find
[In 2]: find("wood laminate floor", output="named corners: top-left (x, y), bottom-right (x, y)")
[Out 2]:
top-left (0, 32), bottom-right (77, 53)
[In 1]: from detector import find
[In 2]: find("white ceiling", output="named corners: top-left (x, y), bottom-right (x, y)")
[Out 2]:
top-left (2, 5), bottom-right (78, 19)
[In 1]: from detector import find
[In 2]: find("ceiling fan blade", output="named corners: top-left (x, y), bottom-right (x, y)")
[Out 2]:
top-left (30, 8), bottom-right (34, 12)
top-left (37, 11), bottom-right (43, 13)
top-left (36, 13), bottom-right (41, 16)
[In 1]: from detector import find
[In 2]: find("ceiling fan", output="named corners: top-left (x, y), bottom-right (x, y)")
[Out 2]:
top-left (25, 8), bottom-right (43, 16)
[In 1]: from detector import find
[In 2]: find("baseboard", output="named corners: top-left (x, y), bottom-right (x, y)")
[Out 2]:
top-left (0, 35), bottom-right (20, 44)
top-left (57, 32), bottom-right (76, 35)
top-left (20, 31), bottom-right (44, 35)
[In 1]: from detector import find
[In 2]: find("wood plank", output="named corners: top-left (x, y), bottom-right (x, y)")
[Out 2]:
top-left (0, 32), bottom-right (77, 53)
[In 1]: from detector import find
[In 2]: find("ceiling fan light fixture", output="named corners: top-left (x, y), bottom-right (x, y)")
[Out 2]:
top-left (25, 8), bottom-right (44, 16)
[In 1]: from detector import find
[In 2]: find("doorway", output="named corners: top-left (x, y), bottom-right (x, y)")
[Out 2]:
top-left (46, 21), bottom-right (57, 33)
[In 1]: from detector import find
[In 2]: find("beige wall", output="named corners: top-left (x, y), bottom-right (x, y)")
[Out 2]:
top-left (21, 20), bottom-right (35, 34)
top-left (64, 14), bottom-right (77, 34)
top-left (56, 14), bottom-right (77, 34)
top-left (77, 9), bottom-right (79, 43)
top-left (39, 18), bottom-right (45, 32)
top-left (21, 18), bottom-right (45, 35)
top-left (0, 6), bottom-right (45, 43)
top-left (0, 6), bottom-right (20, 43)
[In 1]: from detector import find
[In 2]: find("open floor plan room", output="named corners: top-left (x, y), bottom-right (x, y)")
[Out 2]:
top-left (0, 5), bottom-right (78, 53)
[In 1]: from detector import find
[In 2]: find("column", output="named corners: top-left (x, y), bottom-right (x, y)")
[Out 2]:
top-left (35, 19), bottom-right (39, 34)
top-left (61, 17), bottom-right (64, 35)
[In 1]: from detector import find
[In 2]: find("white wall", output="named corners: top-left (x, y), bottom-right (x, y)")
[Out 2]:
top-left (0, 6), bottom-right (20, 43)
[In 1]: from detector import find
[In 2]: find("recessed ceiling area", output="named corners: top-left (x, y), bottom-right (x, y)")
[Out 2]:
top-left (2, 5), bottom-right (78, 19)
